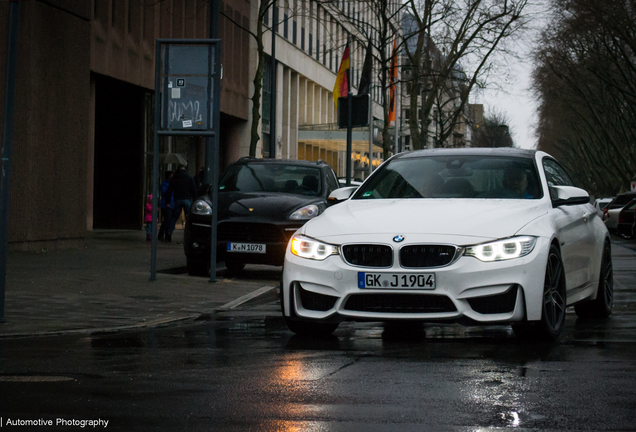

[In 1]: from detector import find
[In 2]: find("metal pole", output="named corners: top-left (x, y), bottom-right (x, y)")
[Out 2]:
top-left (209, 47), bottom-right (222, 283)
top-left (150, 41), bottom-right (162, 281)
top-left (368, 91), bottom-right (373, 177)
top-left (346, 40), bottom-right (352, 186)
top-left (394, 54), bottom-right (400, 153)
top-left (0, 1), bottom-right (21, 322)
top-left (208, 1), bottom-right (221, 282)
top-left (205, 0), bottom-right (219, 186)
top-left (269, 3), bottom-right (278, 158)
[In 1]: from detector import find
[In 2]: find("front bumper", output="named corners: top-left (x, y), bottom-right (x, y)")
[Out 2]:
top-left (282, 237), bottom-right (550, 324)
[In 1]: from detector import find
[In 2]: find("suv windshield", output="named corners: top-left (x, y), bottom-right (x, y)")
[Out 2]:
top-left (219, 163), bottom-right (322, 196)
top-left (353, 155), bottom-right (542, 200)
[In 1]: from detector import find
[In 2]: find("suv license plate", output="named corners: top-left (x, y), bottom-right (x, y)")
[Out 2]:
top-left (227, 243), bottom-right (266, 254)
top-left (358, 272), bottom-right (435, 289)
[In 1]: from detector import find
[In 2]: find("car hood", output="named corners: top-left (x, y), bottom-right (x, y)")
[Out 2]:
top-left (217, 192), bottom-right (323, 221)
top-left (302, 199), bottom-right (548, 245)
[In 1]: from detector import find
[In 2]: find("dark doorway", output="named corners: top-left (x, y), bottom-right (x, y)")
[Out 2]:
top-left (93, 74), bottom-right (145, 229)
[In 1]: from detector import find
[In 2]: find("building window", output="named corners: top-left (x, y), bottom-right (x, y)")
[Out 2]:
top-left (293, 21), bottom-right (297, 45)
top-left (284, 14), bottom-right (289, 38)
top-left (309, 33), bottom-right (313, 55)
top-left (301, 28), bottom-right (305, 50)
top-left (262, 56), bottom-right (272, 134)
top-left (264, 9), bottom-right (269, 26)
top-left (275, 7), bottom-right (279, 33)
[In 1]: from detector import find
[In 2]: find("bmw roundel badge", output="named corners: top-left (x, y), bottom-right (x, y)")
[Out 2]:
top-left (393, 235), bottom-right (405, 243)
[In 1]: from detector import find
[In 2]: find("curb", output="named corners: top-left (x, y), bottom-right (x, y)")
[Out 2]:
top-left (0, 286), bottom-right (276, 340)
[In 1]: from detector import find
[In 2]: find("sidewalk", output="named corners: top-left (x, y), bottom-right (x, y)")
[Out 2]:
top-left (0, 230), bottom-right (277, 338)
top-left (2, 230), bottom-right (634, 339)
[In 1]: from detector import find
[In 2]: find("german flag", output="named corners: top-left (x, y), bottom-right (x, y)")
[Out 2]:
top-left (333, 43), bottom-right (350, 111)
top-left (388, 38), bottom-right (398, 124)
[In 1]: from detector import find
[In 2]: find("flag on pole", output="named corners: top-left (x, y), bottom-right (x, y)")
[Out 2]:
top-left (388, 38), bottom-right (398, 124)
top-left (358, 43), bottom-right (373, 96)
top-left (333, 43), bottom-right (350, 110)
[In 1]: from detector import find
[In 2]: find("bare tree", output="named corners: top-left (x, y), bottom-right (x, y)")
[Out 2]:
top-left (320, 0), bottom-right (409, 160)
top-left (472, 108), bottom-right (515, 147)
top-left (532, 0), bottom-right (636, 196)
top-left (219, 0), bottom-right (304, 157)
top-left (402, 0), bottom-right (529, 150)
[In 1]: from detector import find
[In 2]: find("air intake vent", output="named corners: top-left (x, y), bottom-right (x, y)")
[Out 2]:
top-left (217, 222), bottom-right (285, 243)
top-left (298, 287), bottom-right (338, 312)
top-left (467, 286), bottom-right (518, 314)
top-left (344, 294), bottom-right (456, 313)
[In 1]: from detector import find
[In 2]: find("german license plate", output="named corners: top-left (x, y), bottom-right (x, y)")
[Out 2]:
top-left (227, 243), bottom-right (266, 253)
top-left (358, 272), bottom-right (435, 289)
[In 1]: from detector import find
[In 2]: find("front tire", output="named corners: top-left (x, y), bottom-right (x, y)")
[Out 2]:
top-left (513, 244), bottom-right (566, 340)
top-left (574, 241), bottom-right (613, 319)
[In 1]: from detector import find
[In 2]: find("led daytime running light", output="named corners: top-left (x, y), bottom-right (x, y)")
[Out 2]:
top-left (464, 236), bottom-right (536, 262)
top-left (290, 234), bottom-right (338, 260)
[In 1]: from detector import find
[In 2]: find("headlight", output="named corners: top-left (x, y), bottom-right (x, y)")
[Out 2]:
top-left (289, 204), bottom-right (320, 220)
top-left (191, 199), bottom-right (212, 216)
top-left (464, 236), bottom-right (536, 262)
top-left (290, 234), bottom-right (338, 260)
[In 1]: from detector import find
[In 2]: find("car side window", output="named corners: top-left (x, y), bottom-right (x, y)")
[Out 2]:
top-left (325, 168), bottom-right (339, 193)
top-left (543, 158), bottom-right (574, 187)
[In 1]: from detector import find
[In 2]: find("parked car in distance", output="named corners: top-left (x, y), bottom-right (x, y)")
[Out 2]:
top-left (281, 148), bottom-right (613, 341)
top-left (594, 198), bottom-right (613, 216)
top-left (617, 199), bottom-right (636, 239)
top-left (184, 158), bottom-right (341, 276)
top-left (604, 192), bottom-right (636, 232)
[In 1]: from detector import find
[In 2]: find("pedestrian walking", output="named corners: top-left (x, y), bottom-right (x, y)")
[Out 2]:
top-left (158, 170), bottom-right (174, 241)
top-left (165, 165), bottom-right (197, 242)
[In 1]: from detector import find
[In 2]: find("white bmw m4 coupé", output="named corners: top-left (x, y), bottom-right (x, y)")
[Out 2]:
top-left (281, 148), bottom-right (613, 340)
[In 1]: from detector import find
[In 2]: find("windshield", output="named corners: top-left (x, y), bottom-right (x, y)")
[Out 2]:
top-left (609, 194), bottom-right (636, 209)
top-left (219, 163), bottom-right (322, 196)
top-left (353, 155), bottom-right (542, 200)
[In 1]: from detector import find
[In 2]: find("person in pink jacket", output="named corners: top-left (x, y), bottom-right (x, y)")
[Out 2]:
top-left (144, 195), bottom-right (154, 241)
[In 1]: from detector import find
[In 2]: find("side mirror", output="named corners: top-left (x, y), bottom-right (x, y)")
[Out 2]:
top-left (550, 185), bottom-right (591, 207)
top-left (328, 186), bottom-right (357, 206)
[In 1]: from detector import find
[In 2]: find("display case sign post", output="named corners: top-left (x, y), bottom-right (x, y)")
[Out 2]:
top-left (152, 39), bottom-right (222, 282)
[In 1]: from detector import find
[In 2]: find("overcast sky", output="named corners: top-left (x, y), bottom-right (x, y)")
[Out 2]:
top-left (472, 2), bottom-right (549, 150)
top-left (474, 59), bottom-right (538, 150)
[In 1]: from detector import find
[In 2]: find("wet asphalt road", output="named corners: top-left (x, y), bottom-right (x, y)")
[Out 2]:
top-left (1, 240), bottom-right (635, 431)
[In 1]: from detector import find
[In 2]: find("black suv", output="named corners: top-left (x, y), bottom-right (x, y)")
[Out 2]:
top-left (184, 158), bottom-right (341, 276)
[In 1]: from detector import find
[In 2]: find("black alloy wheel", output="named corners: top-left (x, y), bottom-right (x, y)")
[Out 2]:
top-left (513, 244), bottom-right (566, 340)
top-left (542, 245), bottom-right (567, 335)
top-left (574, 241), bottom-right (613, 319)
